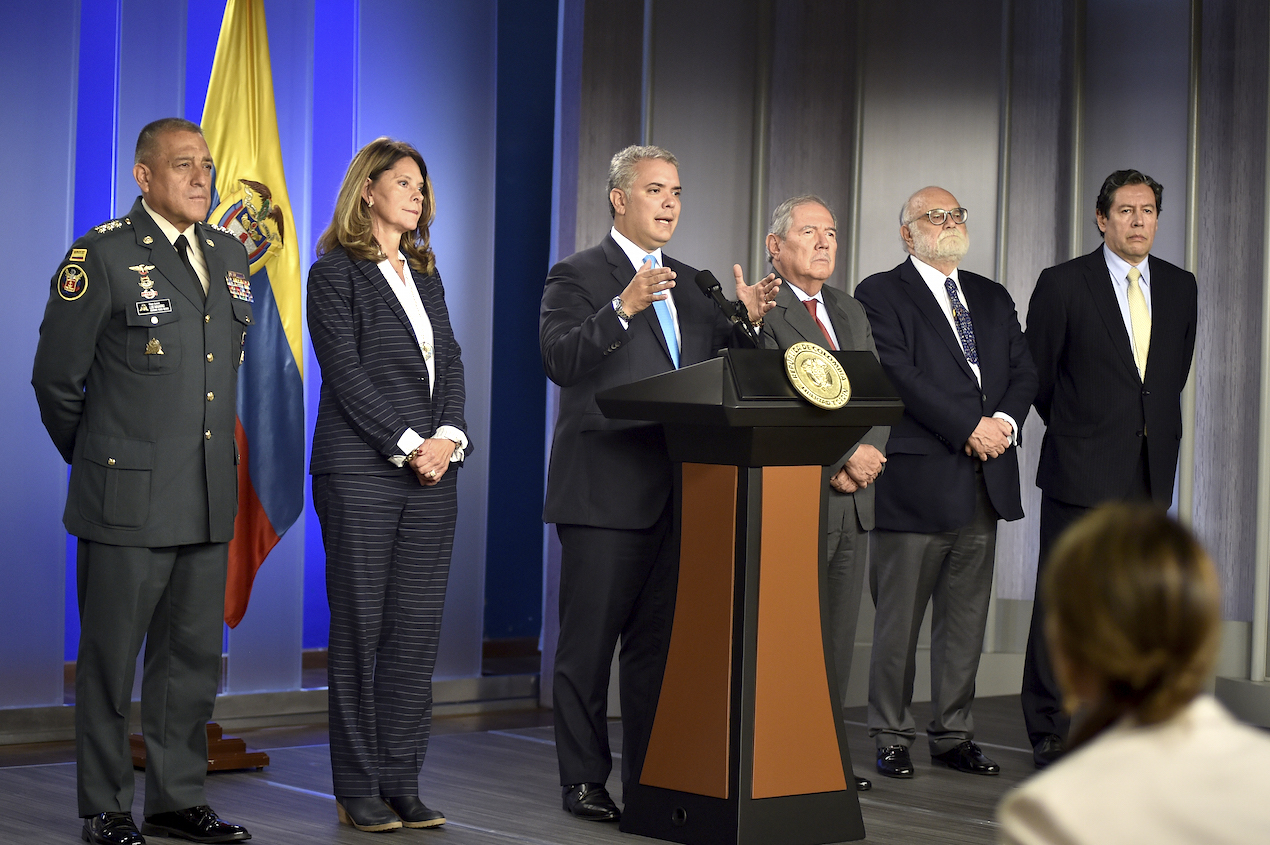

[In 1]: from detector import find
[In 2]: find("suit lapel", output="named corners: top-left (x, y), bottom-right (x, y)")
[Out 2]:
top-left (898, 259), bottom-right (977, 383)
top-left (356, 257), bottom-right (419, 347)
top-left (1081, 250), bottom-right (1139, 378)
top-left (131, 206), bottom-right (204, 309)
top-left (820, 286), bottom-right (856, 350)
top-left (197, 223), bottom-right (229, 305)
top-left (603, 236), bottom-right (675, 366)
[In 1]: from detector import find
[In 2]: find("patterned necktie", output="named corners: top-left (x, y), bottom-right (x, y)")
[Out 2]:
top-left (646, 255), bottom-right (679, 368)
top-left (803, 299), bottom-right (837, 350)
top-left (944, 277), bottom-right (978, 366)
top-left (175, 234), bottom-right (206, 298)
top-left (1126, 266), bottom-right (1150, 378)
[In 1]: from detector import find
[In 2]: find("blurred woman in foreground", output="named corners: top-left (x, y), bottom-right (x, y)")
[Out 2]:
top-left (997, 502), bottom-right (1270, 844)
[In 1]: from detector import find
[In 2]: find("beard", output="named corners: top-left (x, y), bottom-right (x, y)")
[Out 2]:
top-left (912, 226), bottom-right (969, 264)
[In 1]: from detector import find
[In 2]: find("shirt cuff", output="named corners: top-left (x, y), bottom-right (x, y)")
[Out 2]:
top-left (434, 425), bottom-right (468, 462)
top-left (993, 411), bottom-right (1019, 446)
top-left (388, 428), bottom-right (427, 467)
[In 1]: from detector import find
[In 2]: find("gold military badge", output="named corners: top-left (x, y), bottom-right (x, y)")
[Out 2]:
top-left (58, 264), bottom-right (88, 301)
top-left (783, 341), bottom-right (851, 410)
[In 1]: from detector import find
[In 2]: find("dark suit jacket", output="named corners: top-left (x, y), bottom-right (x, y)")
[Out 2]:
top-left (1026, 247), bottom-right (1197, 507)
top-left (854, 257), bottom-right (1038, 534)
top-left (540, 235), bottom-right (739, 530)
top-left (760, 281), bottom-right (889, 530)
top-left (307, 246), bottom-right (468, 476)
top-left (32, 197), bottom-right (252, 546)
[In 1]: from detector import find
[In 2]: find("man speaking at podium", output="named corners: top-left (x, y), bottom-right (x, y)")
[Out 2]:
top-left (540, 145), bottom-right (776, 823)
top-left (752, 195), bottom-right (887, 792)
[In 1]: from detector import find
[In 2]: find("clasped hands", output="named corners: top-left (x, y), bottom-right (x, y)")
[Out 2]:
top-left (964, 416), bottom-right (1013, 461)
top-left (408, 438), bottom-right (456, 486)
top-left (830, 444), bottom-right (886, 494)
top-left (614, 260), bottom-right (780, 322)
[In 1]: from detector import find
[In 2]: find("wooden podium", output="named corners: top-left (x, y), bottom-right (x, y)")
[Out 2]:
top-left (596, 348), bottom-right (903, 845)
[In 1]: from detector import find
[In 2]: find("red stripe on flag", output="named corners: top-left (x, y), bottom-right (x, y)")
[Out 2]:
top-left (226, 417), bottom-right (281, 627)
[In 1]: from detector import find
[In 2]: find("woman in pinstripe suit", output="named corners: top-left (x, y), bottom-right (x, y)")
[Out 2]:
top-left (308, 138), bottom-right (469, 833)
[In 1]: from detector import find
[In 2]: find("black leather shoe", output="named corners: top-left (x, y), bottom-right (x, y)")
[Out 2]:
top-left (83, 812), bottom-right (145, 845)
top-left (141, 807), bottom-right (249, 843)
top-left (562, 783), bottom-right (620, 822)
top-left (855, 776), bottom-right (872, 791)
top-left (1033, 734), bottom-right (1065, 769)
top-left (335, 797), bottom-right (401, 832)
top-left (931, 740), bottom-right (1000, 775)
top-left (383, 796), bottom-right (445, 829)
top-left (876, 745), bottom-right (914, 778)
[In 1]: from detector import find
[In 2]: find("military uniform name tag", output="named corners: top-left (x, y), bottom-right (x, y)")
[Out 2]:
top-left (225, 271), bottom-right (253, 302)
top-left (136, 299), bottom-right (172, 316)
top-left (784, 341), bottom-right (851, 410)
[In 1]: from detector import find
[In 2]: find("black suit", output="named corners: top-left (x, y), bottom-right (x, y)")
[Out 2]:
top-left (308, 246), bottom-right (467, 798)
top-left (854, 257), bottom-right (1036, 753)
top-left (1021, 246), bottom-right (1197, 744)
top-left (541, 235), bottom-right (739, 791)
top-left (32, 197), bottom-right (251, 816)
top-left (760, 282), bottom-right (888, 721)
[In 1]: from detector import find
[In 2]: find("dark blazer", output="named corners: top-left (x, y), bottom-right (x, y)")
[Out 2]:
top-left (32, 196), bottom-right (252, 546)
top-left (541, 235), bottom-right (738, 530)
top-left (1026, 247), bottom-right (1197, 507)
top-left (761, 281), bottom-right (889, 530)
top-left (854, 257), bottom-right (1038, 534)
top-left (307, 246), bottom-right (468, 475)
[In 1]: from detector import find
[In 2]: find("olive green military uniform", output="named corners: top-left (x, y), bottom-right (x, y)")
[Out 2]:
top-left (32, 197), bottom-right (253, 817)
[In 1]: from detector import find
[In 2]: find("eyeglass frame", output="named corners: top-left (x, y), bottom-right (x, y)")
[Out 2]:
top-left (907, 207), bottom-right (969, 226)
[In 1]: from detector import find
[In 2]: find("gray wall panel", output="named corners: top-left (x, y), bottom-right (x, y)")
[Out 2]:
top-left (765, 1), bottom-right (857, 292)
top-left (650, 0), bottom-right (760, 275)
top-left (1193, 0), bottom-right (1267, 621)
top-left (856, 3), bottom-right (1005, 283)
top-left (1000, 0), bottom-right (1075, 601)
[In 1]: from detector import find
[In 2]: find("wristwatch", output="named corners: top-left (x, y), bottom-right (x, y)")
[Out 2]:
top-left (612, 296), bottom-right (634, 322)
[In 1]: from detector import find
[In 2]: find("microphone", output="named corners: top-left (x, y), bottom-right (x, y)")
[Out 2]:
top-left (695, 270), bottom-right (760, 345)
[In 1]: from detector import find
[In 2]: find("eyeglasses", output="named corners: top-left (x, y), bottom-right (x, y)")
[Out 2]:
top-left (910, 207), bottom-right (969, 226)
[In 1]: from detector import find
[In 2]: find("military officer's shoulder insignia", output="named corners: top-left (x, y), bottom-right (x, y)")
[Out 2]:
top-left (90, 217), bottom-right (130, 236)
top-left (69, 247), bottom-right (87, 261)
top-left (57, 264), bottom-right (89, 301)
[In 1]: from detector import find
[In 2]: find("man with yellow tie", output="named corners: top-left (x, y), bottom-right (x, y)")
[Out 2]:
top-left (1021, 169), bottom-right (1198, 770)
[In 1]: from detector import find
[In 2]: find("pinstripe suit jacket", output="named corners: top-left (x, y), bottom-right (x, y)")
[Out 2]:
top-left (1026, 247), bottom-right (1197, 507)
top-left (308, 246), bottom-right (468, 476)
top-left (760, 281), bottom-right (889, 531)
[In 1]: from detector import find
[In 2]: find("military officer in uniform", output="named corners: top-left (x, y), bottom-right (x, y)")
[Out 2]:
top-left (32, 118), bottom-right (253, 845)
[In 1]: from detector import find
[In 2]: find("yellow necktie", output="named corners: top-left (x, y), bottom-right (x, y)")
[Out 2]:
top-left (1126, 267), bottom-right (1150, 378)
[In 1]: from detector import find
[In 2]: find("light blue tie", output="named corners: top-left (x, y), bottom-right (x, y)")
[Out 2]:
top-left (646, 255), bottom-right (679, 368)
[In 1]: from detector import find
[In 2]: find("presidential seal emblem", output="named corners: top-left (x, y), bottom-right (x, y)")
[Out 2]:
top-left (783, 341), bottom-right (850, 409)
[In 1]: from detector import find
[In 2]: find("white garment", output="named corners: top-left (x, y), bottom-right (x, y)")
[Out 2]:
top-left (997, 695), bottom-right (1270, 845)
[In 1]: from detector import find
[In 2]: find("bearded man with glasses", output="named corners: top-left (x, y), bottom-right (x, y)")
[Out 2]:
top-left (853, 186), bottom-right (1037, 782)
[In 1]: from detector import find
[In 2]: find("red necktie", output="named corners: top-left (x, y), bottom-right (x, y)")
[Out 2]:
top-left (804, 299), bottom-right (837, 350)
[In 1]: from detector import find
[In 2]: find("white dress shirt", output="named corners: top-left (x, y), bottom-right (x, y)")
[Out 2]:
top-left (375, 253), bottom-right (467, 466)
top-left (141, 198), bottom-right (209, 294)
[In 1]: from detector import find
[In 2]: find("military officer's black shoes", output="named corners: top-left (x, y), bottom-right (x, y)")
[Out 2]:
top-left (562, 783), bottom-right (621, 822)
top-left (876, 745), bottom-right (914, 778)
top-left (141, 806), bottom-right (250, 842)
top-left (83, 812), bottom-right (145, 845)
top-left (855, 776), bottom-right (872, 791)
top-left (931, 740), bottom-right (1000, 775)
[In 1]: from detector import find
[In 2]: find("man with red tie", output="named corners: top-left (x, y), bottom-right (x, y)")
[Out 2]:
top-left (751, 195), bottom-right (888, 791)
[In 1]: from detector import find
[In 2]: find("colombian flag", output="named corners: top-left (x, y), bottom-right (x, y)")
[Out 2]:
top-left (202, 0), bottom-right (305, 627)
